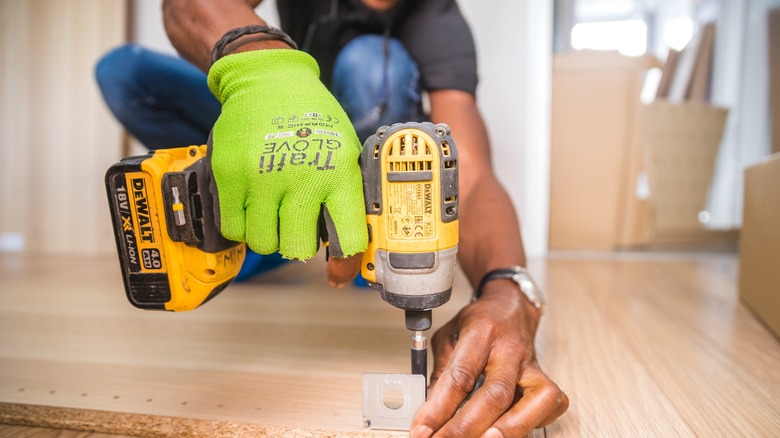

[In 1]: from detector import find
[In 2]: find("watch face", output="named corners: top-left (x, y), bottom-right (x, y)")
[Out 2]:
top-left (512, 270), bottom-right (545, 309)
top-left (515, 275), bottom-right (535, 292)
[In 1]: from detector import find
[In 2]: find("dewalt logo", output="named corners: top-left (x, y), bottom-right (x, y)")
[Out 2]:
top-left (424, 183), bottom-right (433, 215)
top-left (131, 178), bottom-right (155, 243)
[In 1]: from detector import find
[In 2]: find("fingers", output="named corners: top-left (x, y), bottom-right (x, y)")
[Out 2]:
top-left (539, 390), bottom-right (569, 427)
top-left (244, 200), bottom-right (280, 255)
top-left (413, 303), bottom-right (569, 438)
top-left (488, 365), bottom-right (569, 437)
top-left (217, 199), bottom-right (247, 243)
top-left (323, 172), bottom-right (368, 258)
top-left (243, 182), bottom-right (366, 262)
top-left (321, 181), bottom-right (368, 287)
top-left (212, 173), bottom-right (247, 244)
top-left (428, 321), bottom-right (458, 390)
top-left (427, 345), bottom-right (523, 437)
top-left (411, 321), bottom-right (492, 436)
top-left (278, 198), bottom-right (321, 260)
top-left (326, 253), bottom-right (362, 288)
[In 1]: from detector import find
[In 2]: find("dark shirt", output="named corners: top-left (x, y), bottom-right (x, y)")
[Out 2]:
top-left (276, 0), bottom-right (478, 94)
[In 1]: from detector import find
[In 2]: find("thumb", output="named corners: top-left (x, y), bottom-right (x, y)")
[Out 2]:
top-left (326, 253), bottom-right (362, 288)
top-left (321, 168), bottom-right (367, 258)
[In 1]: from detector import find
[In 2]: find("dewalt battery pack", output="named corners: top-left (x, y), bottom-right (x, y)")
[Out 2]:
top-left (105, 145), bottom-right (245, 311)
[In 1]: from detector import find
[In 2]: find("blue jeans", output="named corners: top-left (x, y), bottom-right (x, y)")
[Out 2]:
top-left (332, 35), bottom-right (426, 141)
top-left (95, 36), bottom-right (424, 279)
top-left (95, 44), bottom-right (222, 150)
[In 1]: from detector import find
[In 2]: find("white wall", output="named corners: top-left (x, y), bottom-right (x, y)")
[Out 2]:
top-left (0, 0), bottom-right (126, 255)
top-left (458, 0), bottom-right (552, 257)
top-left (133, 0), bottom-right (553, 257)
top-left (709, 0), bottom-right (780, 229)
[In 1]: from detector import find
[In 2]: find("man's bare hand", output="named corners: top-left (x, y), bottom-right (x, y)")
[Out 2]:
top-left (410, 280), bottom-right (568, 437)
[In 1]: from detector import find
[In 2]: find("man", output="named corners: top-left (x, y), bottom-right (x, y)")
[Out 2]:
top-left (96, 0), bottom-right (568, 435)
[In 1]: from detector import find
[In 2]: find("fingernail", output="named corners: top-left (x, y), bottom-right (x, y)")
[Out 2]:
top-left (482, 427), bottom-right (504, 438)
top-left (409, 425), bottom-right (433, 438)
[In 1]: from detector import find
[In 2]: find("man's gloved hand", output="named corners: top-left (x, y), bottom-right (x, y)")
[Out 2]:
top-left (207, 49), bottom-right (367, 264)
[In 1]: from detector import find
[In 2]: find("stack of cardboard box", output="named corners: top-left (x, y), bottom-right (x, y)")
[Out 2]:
top-left (549, 22), bottom-right (733, 250)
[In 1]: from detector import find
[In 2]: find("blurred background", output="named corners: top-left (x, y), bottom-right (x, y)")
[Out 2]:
top-left (1, 0), bottom-right (778, 258)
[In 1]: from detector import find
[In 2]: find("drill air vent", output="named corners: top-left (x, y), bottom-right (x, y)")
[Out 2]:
top-left (387, 132), bottom-right (434, 182)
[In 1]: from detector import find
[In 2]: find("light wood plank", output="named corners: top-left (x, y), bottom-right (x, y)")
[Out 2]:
top-left (535, 253), bottom-right (780, 437)
top-left (0, 253), bottom-right (467, 436)
top-left (1, 251), bottom-right (779, 437)
top-left (531, 258), bottom-right (695, 437)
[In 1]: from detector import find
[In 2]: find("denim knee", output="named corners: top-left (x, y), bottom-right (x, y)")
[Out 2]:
top-left (332, 35), bottom-right (425, 139)
top-left (94, 44), bottom-right (220, 149)
top-left (95, 43), bottom-right (149, 120)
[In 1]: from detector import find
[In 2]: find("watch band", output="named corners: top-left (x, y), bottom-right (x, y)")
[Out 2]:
top-left (472, 266), bottom-right (545, 312)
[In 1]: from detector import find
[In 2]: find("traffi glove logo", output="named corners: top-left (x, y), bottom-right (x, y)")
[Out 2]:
top-left (207, 49), bottom-right (367, 260)
top-left (259, 119), bottom-right (346, 173)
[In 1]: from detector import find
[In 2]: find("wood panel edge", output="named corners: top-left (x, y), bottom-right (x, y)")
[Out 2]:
top-left (0, 402), bottom-right (391, 438)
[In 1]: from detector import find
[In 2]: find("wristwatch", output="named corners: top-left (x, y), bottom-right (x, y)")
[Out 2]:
top-left (472, 266), bottom-right (545, 312)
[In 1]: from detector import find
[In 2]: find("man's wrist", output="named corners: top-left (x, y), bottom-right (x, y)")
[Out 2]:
top-left (211, 25), bottom-right (298, 65)
top-left (224, 36), bottom-right (294, 56)
top-left (472, 266), bottom-right (545, 313)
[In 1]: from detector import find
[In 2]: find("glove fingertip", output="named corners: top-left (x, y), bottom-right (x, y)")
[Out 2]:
top-left (219, 213), bottom-right (246, 243)
top-left (323, 198), bottom-right (368, 258)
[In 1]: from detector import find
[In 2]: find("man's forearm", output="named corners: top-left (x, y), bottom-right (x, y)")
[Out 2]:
top-left (428, 90), bottom-right (527, 288)
top-left (162, 0), bottom-right (286, 72)
top-left (458, 174), bottom-right (527, 284)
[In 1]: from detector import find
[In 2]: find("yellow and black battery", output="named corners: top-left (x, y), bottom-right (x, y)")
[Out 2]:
top-left (105, 145), bottom-right (244, 312)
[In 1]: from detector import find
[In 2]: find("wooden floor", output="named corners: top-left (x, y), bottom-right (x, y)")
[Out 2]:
top-left (0, 250), bottom-right (778, 437)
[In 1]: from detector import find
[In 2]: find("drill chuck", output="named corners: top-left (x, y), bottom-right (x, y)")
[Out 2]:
top-left (405, 309), bottom-right (433, 332)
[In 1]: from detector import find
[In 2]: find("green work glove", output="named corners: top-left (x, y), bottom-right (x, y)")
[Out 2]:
top-left (207, 49), bottom-right (367, 260)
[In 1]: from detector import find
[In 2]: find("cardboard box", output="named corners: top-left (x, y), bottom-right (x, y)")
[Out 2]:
top-left (770, 8), bottom-right (780, 154)
top-left (640, 101), bottom-right (728, 240)
top-left (739, 153), bottom-right (780, 339)
top-left (548, 51), bottom-right (733, 251)
top-left (549, 51), bottom-right (659, 250)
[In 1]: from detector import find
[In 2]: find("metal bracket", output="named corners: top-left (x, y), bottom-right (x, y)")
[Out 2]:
top-left (362, 373), bottom-right (425, 431)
